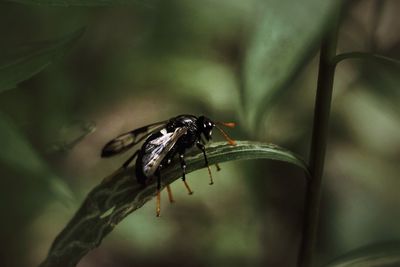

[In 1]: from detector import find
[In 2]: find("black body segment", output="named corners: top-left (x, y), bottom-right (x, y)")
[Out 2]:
top-left (135, 127), bottom-right (188, 183)
top-left (135, 115), bottom-right (209, 183)
top-left (101, 114), bottom-right (234, 216)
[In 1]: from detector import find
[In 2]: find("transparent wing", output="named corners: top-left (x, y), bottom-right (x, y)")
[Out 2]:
top-left (141, 127), bottom-right (188, 177)
top-left (101, 121), bottom-right (167, 157)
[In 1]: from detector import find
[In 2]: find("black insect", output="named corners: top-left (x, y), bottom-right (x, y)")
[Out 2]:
top-left (101, 114), bottom-right (236, 216)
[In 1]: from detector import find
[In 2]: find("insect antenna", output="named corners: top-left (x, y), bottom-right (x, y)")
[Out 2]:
top-left (217, 122), bottom-right (236, 128)
top-left (215, 122), bottom-right (236, 145)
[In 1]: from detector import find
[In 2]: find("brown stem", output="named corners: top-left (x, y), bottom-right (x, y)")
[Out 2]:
top-left (297, 10), bottom-right (341, 267)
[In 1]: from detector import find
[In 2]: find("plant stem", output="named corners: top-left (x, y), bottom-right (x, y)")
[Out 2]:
top-left (297, 13), bottom-right (341, 267)
top-left (333, 52), bottom-right (400, 67)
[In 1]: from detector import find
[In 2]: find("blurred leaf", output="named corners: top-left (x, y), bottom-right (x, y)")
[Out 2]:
top-left (0, 112), bottom-right (45, 173)
top-left (47, 120), bottom-right (96, 154)
top-left (0, 28), bottom-right (84, 92)
top-left (243, 0), bottom-right (339, 130)
top-left (4, 0), bottom-right (141, 6)
top-left (39, 141), bottom-right (309, 267)
top-left (0, 112), bottom-right (73, 201)
top-left (354, 58), bottom-right (400, 119)
top-left (334, 52), bottom-right (400, 67)
top-left (324, 241), bottom-right (400, 267)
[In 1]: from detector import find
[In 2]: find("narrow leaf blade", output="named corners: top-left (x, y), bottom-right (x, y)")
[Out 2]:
top-left (324, 242), bottom-right (400, 267)
top-left (0, 28), bottom-right (84, 92)
top-left (334, 52), bottom-right (400, 67)
top-left (40, 141), bottom-right (309, 267)
top-left (167, 141), bottom-right (310, 178)
top-left (5, 0), bottom-right (135, 6)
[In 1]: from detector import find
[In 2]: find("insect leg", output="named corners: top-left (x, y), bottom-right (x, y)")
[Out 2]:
top-left (155, 167), bottom-right (162, 217)
top-left (179, 153), bottom-right (193, 195)
top-left (196, 142), bottom-right (214, 185)
top-left (122, 150), bottom-right (140, 169)
top-left (166, 184), bottom-right (175, 203)
top-left (215, 163), bottom-right (221, 172)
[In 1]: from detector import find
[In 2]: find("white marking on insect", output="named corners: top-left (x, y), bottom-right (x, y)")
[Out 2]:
top-left (142, 127), bottom-right (187, 176)
top-left (150, 132), bottom-right (173, 145)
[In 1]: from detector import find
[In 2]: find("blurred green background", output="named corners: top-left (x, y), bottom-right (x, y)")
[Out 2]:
top-left (0, 0), bottom-right (399, 266)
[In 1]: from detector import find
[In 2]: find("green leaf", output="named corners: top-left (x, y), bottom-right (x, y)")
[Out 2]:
top-left (347, 52), bottom-right (400, 119)
top-left (0, 28), bottom-right (84, 92)
top-left (0, 112), bottom-right (73, 201)
top-left (243, 0), bottom-right (339, 130)
top-left (4, 0), bottom-right (138, 6)
top-left (39, 141), bottom-right (309, 267)
top-left (334, 52), bottom-right (400, 67)
top-left (324, 242), bottom-right (400, 267)
top-left (0, 113), bottom-right (45, 173)
top-left (171, 141), bottom-right (310, 177)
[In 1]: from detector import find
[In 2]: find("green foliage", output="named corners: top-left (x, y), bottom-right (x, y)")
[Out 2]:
top-left (353, 55), bottom-right (400, 119)
top-left (243, 0), bottom-right (339, 130)
top-left (5, 0), bottom-right (139, 6)
top-left (0, 112), bottom-right (45, 173)
top-left (334, 52), bottom-right (400, 67)
top-left (39, 141), bottom-right (309, 267)
top-left (324, 242), bottom-right (400, 267)
top-left (0, 112), bottom-right (73, 200)
top-left (169, 141), bottom-right (309, 178)
top-left (0, 28), bottom-right (83, 202)
top-left (0, 28), bottom-right (83, 92)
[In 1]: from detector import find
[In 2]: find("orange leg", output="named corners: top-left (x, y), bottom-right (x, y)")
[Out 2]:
top-left (166, 185), bottom-right (175, 203)
top-left (183, 180), bottom-right (193, 195)
top-left (206, 165), bottom-right (214, 185)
